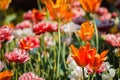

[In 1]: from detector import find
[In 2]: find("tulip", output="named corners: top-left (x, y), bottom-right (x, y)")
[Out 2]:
top-left (0, 70), bottom-right (13, 80)
top-left (77, 21), bottom-right (94, 41)
top-left (79, 0), bottom-right (102, 13)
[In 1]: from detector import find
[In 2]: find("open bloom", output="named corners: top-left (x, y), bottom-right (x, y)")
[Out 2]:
top-left (87, 48), bottom-right (108, 73)
top-left (0, 26), bottom-right (14, 43)
top-left (43, 0), bottom-right (73, 21)
top-left (33, 21), bottom-right (58, 35)
top-left (0, 70), bottom-right (13, 80)
top-left (77, 21), bottom-right (94, 41)
top-left (19, 72), bottom-right (44, 80)
top-left (101, 33), bottom-right (120, 47)
top-left (0, 0), bottom-right (11, 10)
top-left (79, 0), bottom-right (102, 13)
top-left (18, 36), bottom-right (40, 51)
top-left (70, 43), bottom-right (90, 67)
top-left (23, 9), bottom-right (45, 23)
top-left (5, 48), bottom-right (30, 63)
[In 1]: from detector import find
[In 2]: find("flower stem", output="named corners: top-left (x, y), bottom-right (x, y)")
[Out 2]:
top-left (82, 67), bottom-right (85, 80)
top-left (91, 73), bottom-right (95, 80)
top-left (93, 14), bottom-right (99, 53)
top-left (37, 0), bottom-right (42, 11)
top-left (57, 19), bottom-right (61, 78)
top-left (118, 57), bottom-right (120, 79)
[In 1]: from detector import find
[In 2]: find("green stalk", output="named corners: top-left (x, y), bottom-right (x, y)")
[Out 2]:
top-left (82, 67), bottom-right (85, 80)
top-left (15, 63), bottom-right (18, 80)
top-left (118, 58), bottom-right (120, 79)
top-left (57, 19), bottom-right (61, 78)
top-left (37, 0), bottom-right (42, 11)
top-left (28, 61), bottom-right (34, 72)
top-left (62, 42), bottom-right (66, 69)
top-left (91, 73), bottom-right (95, 80)
top-left (93, 14), bottom-right (99, 53)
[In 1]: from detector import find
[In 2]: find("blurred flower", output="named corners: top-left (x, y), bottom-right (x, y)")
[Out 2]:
top-left (12, 21), bottom-right (34, 39)
top-left (62, 37), bottom-right (72, 46)
top-left (114, 0), bottom-right (120, 9)
top-left (15, 20), bottom-right (34, 37)
top-left (16, 20), bottom-right (32, 29)
top-left (96, 7), bottom-right (112, 21)
top-left (61, 22), bottom-right (79, 36)
top-left (0, 70), bottom-right (13, 80)
top-left (87, 48), bottom-right (108, 73)
top-left (77, 21), bottom-right (94, 41)
top-left (23, 9), bottom-right (45, 23)
top-left (44, 33), bottom-right (55, 48)
top-left (96, 7), bottom-right (109, 15)
top-left (102, 68), bottom-right (116, 80)
top-left (19, 72), bottom-right (44, 80)
top-left (18, 36), bottom-right (40, 51)
top-left (72, 16), bottom-right (87, 25)
top-left (70, 43), bottom-right (90, 67)
top-left (33, 21), bottom-right (58, 35)
top-left (5, 48), bottom-right (30, 63)
top-left (114, 48), bottom-right (120, 57)
top-left (79, 0), bottom-right (102, 13)
top-left (0, 61), bottom-right (5, 71)
top-left (101, 34), bottom-right (120, 47)
top-left (99, 13), bottom-right (112, 21)
top-left (43, 0), bottom-right (73, 21)
top-left (71, 0), bottom-right (81, 7)
top-left (0, 26), bottom-right (14, 43)
top-left (0, 0), bottom-right (11, 10)
top-left (86, 62), bottom-right (107, 74)
top-left (97, 20), bottom-right (114, 32)
top-left (111, 12), bottom-right (118, 19)
top-left (72, 7), bottom-right (86, 19)
top-left (68, 56), bottom-right (88, 80)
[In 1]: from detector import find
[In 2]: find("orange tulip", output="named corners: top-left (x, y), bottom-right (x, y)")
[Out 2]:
top-left (77, 21), bottom-right (94, 41)
top-left (88, 48), bottom-right (108, 72)
top-left (0, 0), bottom-right (11, 10)
top-left (79, 0), bottom-right (102, 13)
top-left (0, 70), bottom-right (13, 80)
top-left (71, 43), bottom-right (90, 67)
top-left (43, 0), bottom-right (73, 21)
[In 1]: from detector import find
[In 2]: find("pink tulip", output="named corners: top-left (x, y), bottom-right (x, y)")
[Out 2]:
top-left (5, 48), bottom-right (30, 63)
top-left (19, 72), bottom-right (44, 80)
top-left (0, 26), bottom-right (14, 43)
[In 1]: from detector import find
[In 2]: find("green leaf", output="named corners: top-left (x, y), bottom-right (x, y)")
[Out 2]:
top-left (4, 13), bottom-right (17, 24)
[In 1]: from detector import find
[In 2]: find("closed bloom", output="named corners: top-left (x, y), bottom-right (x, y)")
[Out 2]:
top-left (0, 26), bottom-right (14, 43)
top-left (0, 0), bottom-right (11, 10)
top-left (19, 72), bottom-right (44, 80)
top-left (0, 70), bottom-right (13, 80)
top-left (5, 48), bottom-right (30, 63)
top-left (77, 21), bottom-right (94, 41)
top-left (43, 0), bottom-right (73, 21)
top-left (87, 48), bottom-right (108, 73)
top-left (70, 43), bottom-right (90, 67)
top-left (79, 0), bottom-right (102, 13)
top-left (18, 36), bottom-right (40, 51)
